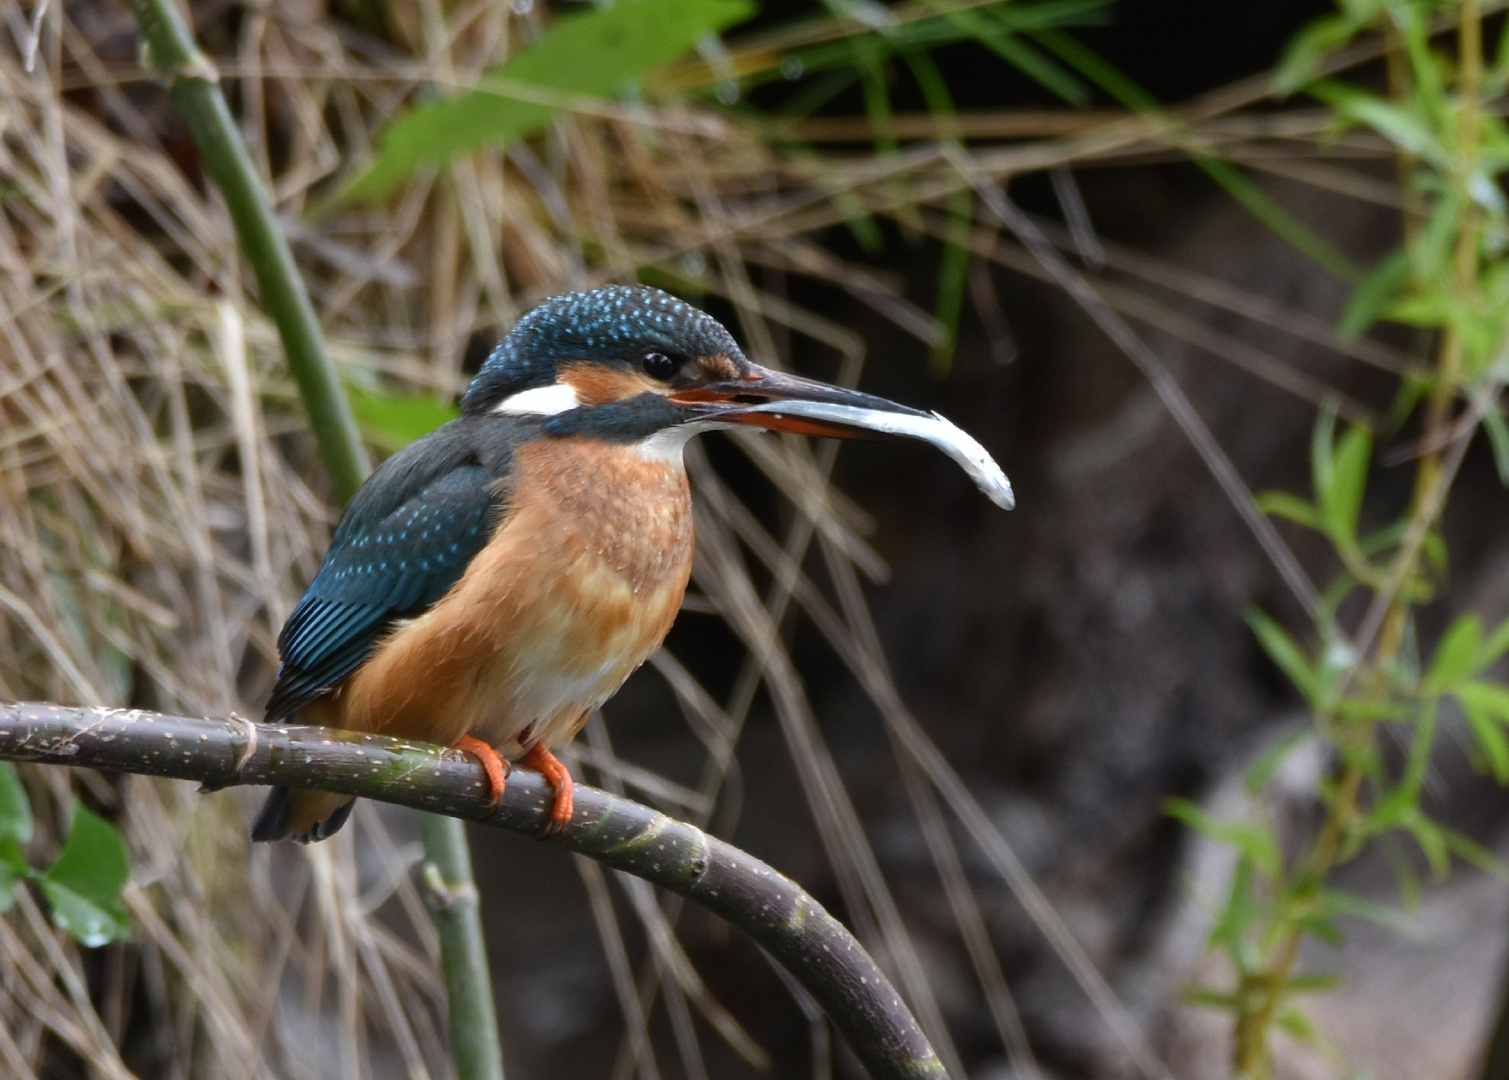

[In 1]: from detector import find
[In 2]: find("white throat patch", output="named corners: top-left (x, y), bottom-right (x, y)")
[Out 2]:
top-left (636, 420), bottom-right (734, 465)
top-left (491, 382), bottom-right (581, 416)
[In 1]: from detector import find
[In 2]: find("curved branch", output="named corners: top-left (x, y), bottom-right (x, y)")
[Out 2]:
top-left (0, 702), bottom-right (948, 1080)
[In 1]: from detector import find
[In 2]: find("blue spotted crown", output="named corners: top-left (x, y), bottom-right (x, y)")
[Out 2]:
top-left (461, 286), bottom-right (746, 413)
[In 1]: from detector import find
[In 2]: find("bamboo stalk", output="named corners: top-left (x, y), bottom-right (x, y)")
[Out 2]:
top-left (122, 0), bottom-right (367, 502)
top-left (421, 813), bottom-right (506, 1080)
top-left (0, 702), bottom-right (950, 1080)
top-left (117, 3), bottom-right (503, 1077)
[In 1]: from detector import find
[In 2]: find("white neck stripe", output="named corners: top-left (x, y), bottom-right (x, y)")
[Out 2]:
top-left (491, 382), bottom-right (582, 416)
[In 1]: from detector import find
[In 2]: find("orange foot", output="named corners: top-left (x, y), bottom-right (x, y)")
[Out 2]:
top-left (525, 744), bottom-right (574, 836)
top-left (455, 734), bottom-right (508, 813)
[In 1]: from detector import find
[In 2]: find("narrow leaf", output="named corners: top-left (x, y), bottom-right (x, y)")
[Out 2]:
top-left (1481, 617), bottom-right (1509, 668)
top-left (1442, 826), bottom-right (1509, 882)
top-left (1462, 702), bottom-right (1509, 783)
top-left (1255, 491), bottom-right (1323, 531)
top-left (1407, 814), bottom-right (1451, 878)
top-left (1276, 1004), bottom-right (1321, 1043)
top-left (1274, 15), bottom-right (1359, 93)
top-left (1165, 798), bottom-right (1283, 879)
top-left (1456, 681), bottom-right (1509, 724)
top-left (1183, 987), bottom-right (1240, 1010)
top-left (1321, 425), bottom-right (1371, 547)
top-left (1339, 250), bottom-right (1411, 338)
top-left (347, 0), bottom-right (756, 200)
top-left (1318, 888), bottom-right (1419, 936)
top-left (1425, 614), bottom-right (1482, 693)
top-left (1482, 404), bottom-right (1509, 486)
top-left (1245, 729), bottom-right (1313, 795)
top-left (1285, 972), bottom-right (1344, 995)
top-left (1311, 81), bottom-right (1444, 162)
top-left (1247, 608), bottom-right (1319, 705)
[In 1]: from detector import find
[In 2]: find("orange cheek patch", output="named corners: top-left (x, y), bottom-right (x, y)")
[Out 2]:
top-left (697, 354), bottom-right (741, 380)
top-left (560, 362), bottom-right (654, 404)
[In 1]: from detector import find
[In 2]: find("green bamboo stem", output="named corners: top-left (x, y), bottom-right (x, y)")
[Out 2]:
top-left (0, 702), bottom-right (950, 1080)
top-left (122, 0), bottom-right (367, 503)
top-left (421, 813), bottom-right (506, 1080)
top-left (118, 3), bottom-right (500, 1076)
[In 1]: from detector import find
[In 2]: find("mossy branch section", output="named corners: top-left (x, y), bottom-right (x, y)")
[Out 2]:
top-left (0, 702), bottom-right (948, 1080)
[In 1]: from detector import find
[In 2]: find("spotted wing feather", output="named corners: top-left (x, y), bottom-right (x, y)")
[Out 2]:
top-left (265, 421), bottom-right (509, 722)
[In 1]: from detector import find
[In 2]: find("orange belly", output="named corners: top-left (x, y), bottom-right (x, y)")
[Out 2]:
top-left (328, 437), bottom-right (694, 756)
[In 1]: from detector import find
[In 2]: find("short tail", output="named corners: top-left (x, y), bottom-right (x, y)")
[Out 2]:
top-left (250, 787), bottom-right (356, 843)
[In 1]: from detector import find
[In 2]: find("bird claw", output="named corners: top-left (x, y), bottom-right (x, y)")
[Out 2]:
top-left (525, 744), bottom-right (574, 839)
top-left (455, 734), bottom-right (509, 813)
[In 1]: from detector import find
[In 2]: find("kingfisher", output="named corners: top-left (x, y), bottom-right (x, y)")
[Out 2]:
top-left (251, 285), bottom-right (1012, 843)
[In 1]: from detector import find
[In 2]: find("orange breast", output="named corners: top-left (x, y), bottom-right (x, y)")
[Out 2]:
top-left (331, 438), bottom-right (694, 756)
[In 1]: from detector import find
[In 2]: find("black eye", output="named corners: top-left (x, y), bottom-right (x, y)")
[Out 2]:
top-left (641, 351), bottom-right (682, 381)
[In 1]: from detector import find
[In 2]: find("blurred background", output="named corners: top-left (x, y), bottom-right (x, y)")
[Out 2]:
top-left (2, 0), bottom-right (1508, 1077)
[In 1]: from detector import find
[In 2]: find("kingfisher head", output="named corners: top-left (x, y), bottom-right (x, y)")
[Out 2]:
top-left (462, 285), bottom-right (1014, 506)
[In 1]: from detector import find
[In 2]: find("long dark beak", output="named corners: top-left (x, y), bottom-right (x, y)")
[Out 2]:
top-left (670, 363), bottom-right (1016, 510)
top-left (670, 364), bottom-right (928, 439)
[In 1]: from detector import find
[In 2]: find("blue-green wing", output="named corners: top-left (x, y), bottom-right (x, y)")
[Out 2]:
top-left (264, 423), bottom-right (506, 721)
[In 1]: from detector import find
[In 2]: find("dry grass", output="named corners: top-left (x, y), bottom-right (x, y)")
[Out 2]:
top-left (0, 0), bottom-right (1413, 1076)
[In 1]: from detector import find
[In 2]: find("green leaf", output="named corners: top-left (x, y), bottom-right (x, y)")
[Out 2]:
top-left (1486, 405), bottom-right (1509, 487)
top-left (1276, 1004), bottom-right (1321, 1043)
top-left (1210, 860), bottom-right (1265, 972)
top-left (39, 802), bottom-right (131, 947)
top-left (1381, 835), bottom-right (1421, 909)
top-left (1339, 249), bottom-right (1411, 339)
top-left (1296, 913), bottom-right (1345, 946)
top-left (1408, 189), bottom-right (1466, 291)
top-left (1406, 813), bottom-right (1450, 878)
top-left (1196, 156), bottom-right (1360, 281)
top-left (1425, 614), bottom-right (1483, 693)
top-left (347, 386), bottom-right (460, 453)
top-left (1482, 617), bottom-right (1509, 668)
top-left (1318, 888), bottom-right (1419, 936)
top-left (1421, 529), bottom-right (1448, 584)
top-left (1285, 972), bottom-right (1344, 995)
top-left (1442, 825), bottom-right (1509, 882)
top-left (1320, 425), bottom-right (1371, 547)
top-left (0, 763), bottom-right (32, 847)
top-left (1311, 405), bottom-right (1338, 512)
top-left (1245, 729), bottom-right (1313, 795)
top-left (1311, 81), bottom-right (1444, 163)
top-left (1457, 680), bottom-right (1509, 722)
top-left (1255, 491), bottom-right (1322, 531)
top-left (1247, 608), bottom-right (1318, 706)
top-left (1333, 697), bottom-right (1409, 723)
top-left (1275, 14), bottom-right (1360, 93)
top-left (0, 860), bottom-right (20, 915)
top-left (346, 0), bottom-right (756, 201)
top-left (955, 13), bottom-right (1089, 105)
top-left (1462, 702), bottom-right (1509, 782)
top-left (1183, 987), bottom-right (1240, 1010)
top-left (1166, 798), bottom-right (1283, 879)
